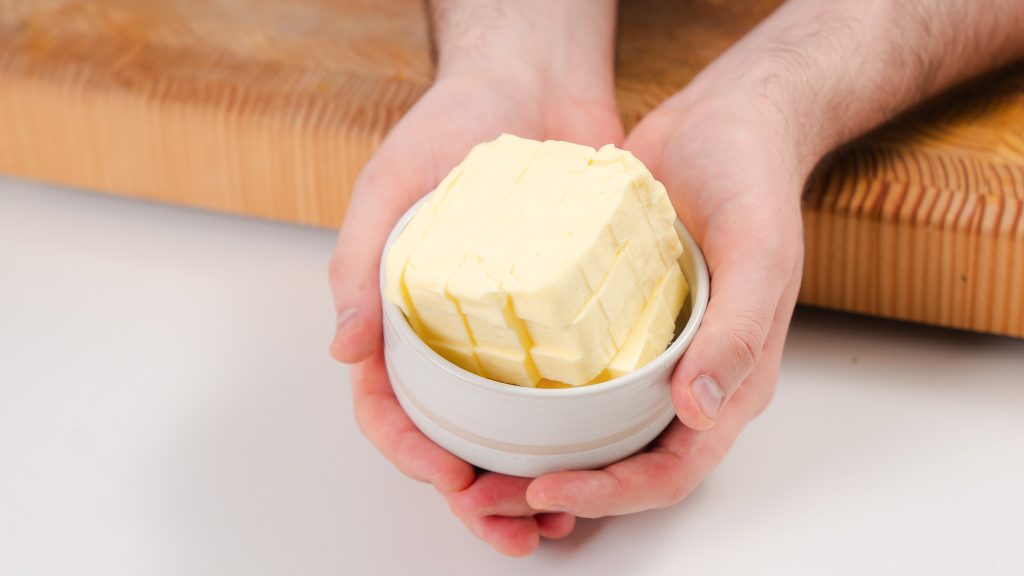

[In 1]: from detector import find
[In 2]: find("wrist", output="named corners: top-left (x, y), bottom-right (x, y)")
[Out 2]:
top-left (431, 0), bottom-right (618, 112)
top-left (679, 0), bottom-right (1024, 174)
top-left (667, 0), bottom-right (886, 176)
top-left (686, 58), bottom-right (839, 176)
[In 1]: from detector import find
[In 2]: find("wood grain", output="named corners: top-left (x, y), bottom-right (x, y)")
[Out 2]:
top-left (0, 0), bottom-right (433, 225)
top-left (0, 0), bottom-right (1021, 336)
top-left (801, 70), bottom-right (1024, 336)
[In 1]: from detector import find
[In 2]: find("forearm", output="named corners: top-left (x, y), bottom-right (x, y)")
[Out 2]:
top-left (428, 0), bottom-right (617, 100)
top-left (687, 0), bottom-right (1024, 174)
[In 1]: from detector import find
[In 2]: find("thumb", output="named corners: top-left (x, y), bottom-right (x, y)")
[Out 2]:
top-left (328, 164), bottom-right (420, 364)
top-left (671, 242), bottom-right (795, 429)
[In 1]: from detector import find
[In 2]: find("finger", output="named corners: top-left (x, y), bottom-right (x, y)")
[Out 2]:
top-left (728, 262), bottom-right (802, 419)
top-left (671, 236), bottom-right (797, 430)
top-left (527, 269), bottom-right (801, 518)
top-left (463, 515), bottom-right (541, 557)
top-left (526, 445), bottom-right (692, 518)
top-left (352, 351), bottom-right (474, 492)
top-left (448, 473), bottom-right (539, 518)
top-left (526, 387), bottom-right (747, 518)
top-left (328, 148), bottom-right (426, 364)
top-left (536, 512), bottom-right (576, 540)
top-left (445, 473), bottom-right (575, 543)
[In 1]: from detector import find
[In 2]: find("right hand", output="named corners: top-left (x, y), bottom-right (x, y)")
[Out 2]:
top-left (328, 67), bottom-right (623, 555)
top-left (525, 81), bottom-right (808, 520)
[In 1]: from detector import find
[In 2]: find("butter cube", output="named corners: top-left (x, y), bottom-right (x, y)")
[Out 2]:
top-left (604, 262), bottom-right (689, 379)
top-left (385, 134), bottom-right (687, 387)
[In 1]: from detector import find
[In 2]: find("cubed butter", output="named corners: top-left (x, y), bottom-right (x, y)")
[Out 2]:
top-left (385, 134), bottom-right (688, 387)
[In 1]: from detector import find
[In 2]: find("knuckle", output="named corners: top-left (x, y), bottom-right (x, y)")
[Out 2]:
top-left (724, 314), bottom-right (768, 374)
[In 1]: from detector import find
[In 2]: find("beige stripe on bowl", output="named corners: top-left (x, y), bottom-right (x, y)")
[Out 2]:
top-left (392, 376), bottom-right (675, 456)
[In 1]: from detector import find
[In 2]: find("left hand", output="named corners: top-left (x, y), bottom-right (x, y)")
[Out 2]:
top-left (520, 83), bottom-right (809, 517)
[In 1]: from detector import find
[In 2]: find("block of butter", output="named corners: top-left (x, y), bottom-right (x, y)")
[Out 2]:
top-left (384, 134), bottom-right (688, 387)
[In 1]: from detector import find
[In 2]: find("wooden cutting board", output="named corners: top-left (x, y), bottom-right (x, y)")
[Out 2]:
top-left (1, 0), bottom-right (1022, 337)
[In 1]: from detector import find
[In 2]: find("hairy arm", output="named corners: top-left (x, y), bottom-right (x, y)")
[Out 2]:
top-left (425, 0), bottom-right (620, 143)
top-left (687, 0), bottom-right (1024, 176)
top-left (523, 0), bottom-right (1024, 520)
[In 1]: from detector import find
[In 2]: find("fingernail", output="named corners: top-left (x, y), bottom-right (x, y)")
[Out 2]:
top-left (336, 307), bottom-right (359, 334)
top-left (333, 308), bottom-right (360, 351)
top-left (540, 501), bottom-right (569, 513)
top-left (691, 375), bottom-right (724, 419)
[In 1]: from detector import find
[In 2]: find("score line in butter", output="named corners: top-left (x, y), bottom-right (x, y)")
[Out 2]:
top-left (384, 134), bottom-right (688, 387)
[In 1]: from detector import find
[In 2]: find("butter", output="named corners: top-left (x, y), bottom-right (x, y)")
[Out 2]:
top-left (602, 261), bottom-right (689, 380)
top-left (385, 134), bottom-right (687, 387)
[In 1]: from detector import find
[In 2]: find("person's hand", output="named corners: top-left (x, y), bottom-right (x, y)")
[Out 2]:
top-left (328, 0), bottom-right (623, 555)
top-left (333, 78), bottom-right (620, 554)
top-left (522, 0), bottom-right (1024, 518)
top-left (525, 79), bottom-right (808, 517)
top-left (332, 0), bottom-right (1024, 554)
top-left (328, 71), bottom-right (621, 362)
top-left (351, 353), bottom-right (580, 555)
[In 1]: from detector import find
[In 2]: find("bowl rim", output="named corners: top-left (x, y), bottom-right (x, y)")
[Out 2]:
top-left (379, 195), bottom-right (711, 398)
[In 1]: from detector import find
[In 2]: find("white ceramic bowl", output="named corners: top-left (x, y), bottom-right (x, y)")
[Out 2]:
top-left (380, 200), bottom-right (710, 477)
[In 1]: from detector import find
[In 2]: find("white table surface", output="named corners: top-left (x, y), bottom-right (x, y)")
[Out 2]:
top-left (1, 176), bottom-right (1023, 576)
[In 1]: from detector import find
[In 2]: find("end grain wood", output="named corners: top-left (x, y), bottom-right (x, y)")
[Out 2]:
top-left (0, 0), bottom-right (1022, 336)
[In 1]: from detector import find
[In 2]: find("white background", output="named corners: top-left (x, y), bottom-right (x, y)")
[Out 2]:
top-left (2, 176), bottom-right (1023, 575)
